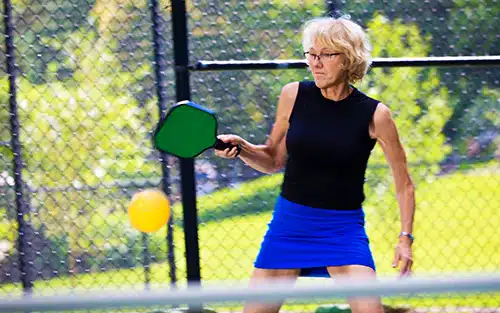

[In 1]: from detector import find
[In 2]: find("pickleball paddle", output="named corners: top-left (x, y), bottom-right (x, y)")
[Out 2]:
top-left (153, 100), bottom-right (241, 158)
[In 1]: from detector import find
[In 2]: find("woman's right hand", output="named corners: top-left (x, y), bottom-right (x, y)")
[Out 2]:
top-left (214, 134), bottom-right (244, 159)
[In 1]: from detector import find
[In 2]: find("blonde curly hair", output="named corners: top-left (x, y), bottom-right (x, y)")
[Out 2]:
top-left (302, 16), bottom-right (372, 84)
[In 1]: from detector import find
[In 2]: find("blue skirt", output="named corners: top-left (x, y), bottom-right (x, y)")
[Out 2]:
top-left (254, 195), bottom-right (375, 277)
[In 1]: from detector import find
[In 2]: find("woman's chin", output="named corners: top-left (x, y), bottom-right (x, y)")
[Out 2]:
top-left (314, 79), bottom-right (332, 89)
top-left (313, 78), bottom-right (327, 88)
top-left (313, 77), bottom-right (344, 89)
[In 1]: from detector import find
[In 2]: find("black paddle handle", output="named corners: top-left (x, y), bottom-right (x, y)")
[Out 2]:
top-left (214, 139), bottom-right (242, 156)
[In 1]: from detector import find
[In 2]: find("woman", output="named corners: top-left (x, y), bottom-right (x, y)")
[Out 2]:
top-left (215, 16), bottom-right (415, 313)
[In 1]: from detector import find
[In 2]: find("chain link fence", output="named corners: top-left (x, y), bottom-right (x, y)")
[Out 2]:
top-left (1, 0), bottom-right (499, 311)
top-left (1, 0), bottom-right (179, 293)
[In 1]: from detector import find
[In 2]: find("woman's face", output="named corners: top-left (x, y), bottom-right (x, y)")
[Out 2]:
top-left (306, 45), bottom-right (346, 88)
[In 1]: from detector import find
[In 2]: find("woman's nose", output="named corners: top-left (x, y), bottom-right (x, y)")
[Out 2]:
top-left (311, 60), bottom-right (323, 68)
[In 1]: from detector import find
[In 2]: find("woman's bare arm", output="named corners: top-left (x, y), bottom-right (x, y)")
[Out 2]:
top-left (371, 103), bottom-right (415, 277)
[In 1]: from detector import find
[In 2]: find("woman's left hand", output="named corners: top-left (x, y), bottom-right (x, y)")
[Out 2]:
top-left (393, 239), bottom-right (413, 278)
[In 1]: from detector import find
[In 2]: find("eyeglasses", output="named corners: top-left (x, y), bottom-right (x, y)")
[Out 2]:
top-left (303, 52), bottom-right (342, 62)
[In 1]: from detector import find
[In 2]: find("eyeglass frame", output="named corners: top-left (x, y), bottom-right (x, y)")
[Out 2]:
top-left (303, 51), bottom-right (342, 62)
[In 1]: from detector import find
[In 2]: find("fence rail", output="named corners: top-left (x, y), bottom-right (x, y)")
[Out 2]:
top-left (192, 56), bottom-right (500, 71)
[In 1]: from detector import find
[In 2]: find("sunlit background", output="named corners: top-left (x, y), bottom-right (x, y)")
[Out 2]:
top-left (1, 0), bottom-right (499, 312)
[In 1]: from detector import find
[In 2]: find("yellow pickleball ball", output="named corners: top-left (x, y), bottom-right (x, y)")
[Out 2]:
top-left (128, 189), bottom-right (170, 233)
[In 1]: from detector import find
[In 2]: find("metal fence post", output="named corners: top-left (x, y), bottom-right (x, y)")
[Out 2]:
top-left (170, 0), bottom-right (202, 295)
top-left (326, 0), bottom-right (340, 16)
top-left (3, 0), bottom-right (34, 294)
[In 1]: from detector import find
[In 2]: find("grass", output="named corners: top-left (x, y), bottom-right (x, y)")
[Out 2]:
top-left (195, 168), bottom-right (500, 310)
top-left (1, 166), bottom-right (499, 311)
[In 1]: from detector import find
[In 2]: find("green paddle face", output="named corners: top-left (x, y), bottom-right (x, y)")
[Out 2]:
top-left (153, 101), bottom-right (240, 158)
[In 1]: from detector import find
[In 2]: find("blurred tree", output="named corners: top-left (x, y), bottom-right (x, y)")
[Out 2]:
top-left (358, 15), bottom-right (452, 214)
top-left (1, 0), bottom-right (13, 208)
top-left (342, 0), bottom-right (499, 160)
top-left (0, 80), bottom-right (16, 248)
top-left (1, 0), bottom-right (173, 278)
top-left (13, 33), bottom-right (161, 273)
top-left (0, 79), bottom-right (10, 155)
top-left (342, 0), bottom-right (499, 57)
top-left (7, 0), bottom-right (94, 83)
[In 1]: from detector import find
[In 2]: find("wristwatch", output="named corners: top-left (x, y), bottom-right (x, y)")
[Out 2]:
top-left (399, 232), bottom-right (415, 242)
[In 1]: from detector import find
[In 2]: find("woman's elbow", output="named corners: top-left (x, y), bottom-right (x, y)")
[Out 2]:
top-left (260, 157), bottom-right (284, 174)
top-left (267, 165), bottom-right (283, 174)
top-left (262, 148), bottom-right (285, 173)
top-left (395, 173), bottom-right (414, 194)
top-left (402, 177), bottom-right (415, 195)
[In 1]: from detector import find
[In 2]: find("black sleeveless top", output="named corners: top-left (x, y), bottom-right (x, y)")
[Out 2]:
top-left (280, 81), bottom-right (380, 210)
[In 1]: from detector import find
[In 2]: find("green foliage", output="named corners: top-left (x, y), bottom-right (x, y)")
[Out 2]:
top-left (355, 15), bottom-right (452, 208)
top-left (78, 211), bottom-right (168, 271)
top-left (9, 0), bottom-right (94, 83)
top-left (0, 80), bottom-right (15, 236)
top-left (343, 0), bottom-right (499, 57)
top-left (3, 208), bottom-right (169, 281)
top-left (343, 0), bottom-right (499, 150)
top-left (445, 0), bottom-right (499, 55)
top-left (0, 79), bottom-right (11, 218)
top-left (5, 33), bottom-right (163, 270)
top-left (454, 88), bottom-right (499, 155)
top-left (0, 78), bottom-right (10, 146)
top-left (17, 67), bottom-right (158, 188)
top-left (0, 209), bottom-right (16, 244)
top-left (1, 0), bottom-right (169, 281)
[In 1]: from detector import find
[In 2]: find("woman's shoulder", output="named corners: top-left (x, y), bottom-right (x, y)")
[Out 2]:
top-left (353, 86), bottom-right (381, 105)
top-left (281, 80), bottom-right (318, 101)
top-left (279, 82), bottom-right (300, 102)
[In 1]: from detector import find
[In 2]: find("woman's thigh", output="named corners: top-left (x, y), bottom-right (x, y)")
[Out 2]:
top-left (243, 267), bottom-right (300, 313)
top-left (327, 265), bottom-right (384, 313)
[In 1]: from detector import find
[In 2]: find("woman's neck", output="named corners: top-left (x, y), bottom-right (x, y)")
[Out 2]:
top-left (320, 82), bottom-right (352, 101)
